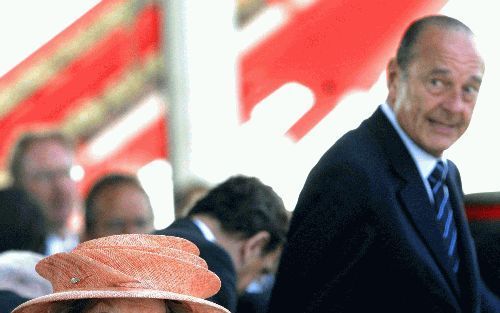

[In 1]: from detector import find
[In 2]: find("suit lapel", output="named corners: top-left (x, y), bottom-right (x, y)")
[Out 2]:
top-left (446, 165), bottom-right (480, 311)
top-left (399, 181), bottom-right (461, 295)
top-left (366, 108), bottom-right (461, 297)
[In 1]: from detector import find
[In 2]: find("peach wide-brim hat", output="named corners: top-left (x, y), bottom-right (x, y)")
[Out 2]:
top-left (12, 234), bottom-right (229, 313)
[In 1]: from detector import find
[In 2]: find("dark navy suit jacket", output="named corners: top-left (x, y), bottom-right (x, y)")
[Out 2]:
top-left (268, 107), bottom-right (499, 313)
top-left (155, 218), bottom-right (237, 312)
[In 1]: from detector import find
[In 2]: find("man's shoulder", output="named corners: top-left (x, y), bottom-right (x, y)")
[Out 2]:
top-left (313, 121), bottom-right (387, 180)
top-left (154, 218), bottom-right (232, 265)
top-left (155, 218), bottom-right (205, 244)
top-left (323, 109), bottom-right (386, 156)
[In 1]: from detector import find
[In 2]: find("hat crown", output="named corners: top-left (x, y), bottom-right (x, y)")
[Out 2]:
top-left (36, 234), bottom-right (221, 299)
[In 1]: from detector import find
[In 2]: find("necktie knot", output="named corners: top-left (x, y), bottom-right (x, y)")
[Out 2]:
top-left (428, 160), bottom-right (447, 191)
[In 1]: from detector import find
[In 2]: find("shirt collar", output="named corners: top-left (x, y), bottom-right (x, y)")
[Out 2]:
top-left (192, 218), bottom-right (217, 242)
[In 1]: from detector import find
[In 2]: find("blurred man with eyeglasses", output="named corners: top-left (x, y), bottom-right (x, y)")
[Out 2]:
top-left (9, 130), bottom-right (81, 255)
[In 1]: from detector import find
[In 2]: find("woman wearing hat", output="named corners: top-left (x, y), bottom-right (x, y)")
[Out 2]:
top-left (12, 234), bottom-right (230, 313)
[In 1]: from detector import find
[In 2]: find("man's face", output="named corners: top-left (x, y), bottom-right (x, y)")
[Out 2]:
top-left (89, 183), bottom-right (154, 239)
top-left (20, 140), bottom-right (78, 232)
top-left (388, 25), bottom-right (485, 157)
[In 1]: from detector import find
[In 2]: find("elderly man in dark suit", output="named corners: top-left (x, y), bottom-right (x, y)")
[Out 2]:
top-left (268, 15), bottom-right (499, 313)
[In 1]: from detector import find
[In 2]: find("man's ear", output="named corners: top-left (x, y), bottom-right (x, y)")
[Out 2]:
top-left (386, 58), bottom-right (400, 106)
top-left (241, 231), bottom-right (270, 262)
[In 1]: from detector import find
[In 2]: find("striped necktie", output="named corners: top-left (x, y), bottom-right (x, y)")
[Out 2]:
top-left (428, 160), bottom-right (460, 273)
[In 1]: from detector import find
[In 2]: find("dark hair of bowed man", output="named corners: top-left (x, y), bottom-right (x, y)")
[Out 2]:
top-left (84, 173), bottom-right (150, 234)
top-left (188, 175), bottom-right (289, 254)
top-left (396, 15), bottom-right (474, 74)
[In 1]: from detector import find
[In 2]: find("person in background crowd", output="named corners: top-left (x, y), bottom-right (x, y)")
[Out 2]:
top-left (268, 15), bottom-right (500, 313)
top-left (0, 187), bottom-right (47, 254)
top-left (9, 130), bottom-right (81, 255)
top-left (0, 251), bottom-right (52, 313)
top-left (156, 175), bottom-right (289, 313)
top-left (83, 173), bottom-right (154, 240)
top-left (174, 179), bottom-right (211, 218)
top-left (0, 187), bottom-right (52, 312)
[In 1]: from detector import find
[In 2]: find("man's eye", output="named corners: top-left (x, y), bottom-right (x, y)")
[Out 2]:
top-left (463, 85), bottom-right (479, 102)
top-left (430, 78), bottom-right (443, 87)
top-left (426, 78), bottom-right (446, 94)
top-left (463, 85), bottom-right (479, 94)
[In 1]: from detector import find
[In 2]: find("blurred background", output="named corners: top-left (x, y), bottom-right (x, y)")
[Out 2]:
top-left (0, 0), bottom-right (499, 229)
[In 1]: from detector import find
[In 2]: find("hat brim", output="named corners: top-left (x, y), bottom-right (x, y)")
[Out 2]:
top-left (12, 289), bottom-right (230, 313)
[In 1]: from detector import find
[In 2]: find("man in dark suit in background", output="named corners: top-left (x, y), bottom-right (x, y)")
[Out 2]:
top-left (155, 175), bottom-right (289, 312)
top-left (268, 15), bottom-right (499, 313)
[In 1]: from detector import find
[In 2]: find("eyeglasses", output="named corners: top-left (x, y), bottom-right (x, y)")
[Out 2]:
top-left (29, 168), bottom-right (73, 183)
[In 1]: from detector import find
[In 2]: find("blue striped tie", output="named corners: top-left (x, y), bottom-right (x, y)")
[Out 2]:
top-left (428, 161), bottom-right (460, 273)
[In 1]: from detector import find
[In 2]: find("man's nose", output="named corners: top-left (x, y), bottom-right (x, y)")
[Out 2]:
top-left (442, 86), bottom-right (470, 113)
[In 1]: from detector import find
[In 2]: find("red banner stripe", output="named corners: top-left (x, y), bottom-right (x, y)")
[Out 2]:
top-left (466, 205), bottom-right (500, 221)
top-left (240, 0), bottom-right (447, 140)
